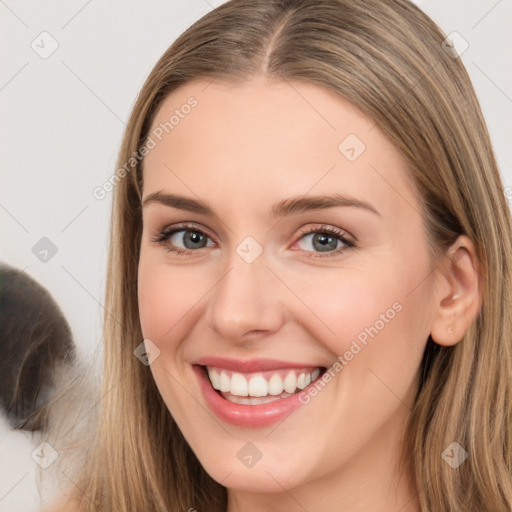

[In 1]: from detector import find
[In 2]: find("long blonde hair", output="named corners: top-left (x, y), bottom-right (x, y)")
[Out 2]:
top-left (45, 0), bottom-right (512, 510)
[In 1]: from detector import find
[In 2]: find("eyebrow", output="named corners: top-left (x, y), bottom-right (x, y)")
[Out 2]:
top-left (142, 191), bottom-right (381, 218)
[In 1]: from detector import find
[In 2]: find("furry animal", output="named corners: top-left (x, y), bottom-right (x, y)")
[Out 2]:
top-left (0, 264), bottom-right (76, 431)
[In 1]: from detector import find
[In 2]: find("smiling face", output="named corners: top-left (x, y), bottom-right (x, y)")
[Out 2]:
top-left (137, 76), bottom-right (438, 508)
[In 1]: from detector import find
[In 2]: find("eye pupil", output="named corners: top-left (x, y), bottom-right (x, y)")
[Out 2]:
top-left (313, 233), bottom-right (338, 252)
top-left (184, 231), bottom-right (206, 248)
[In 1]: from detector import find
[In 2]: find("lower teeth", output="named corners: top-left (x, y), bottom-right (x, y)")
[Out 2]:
top-left (220, 391), bottom-right (295, 405)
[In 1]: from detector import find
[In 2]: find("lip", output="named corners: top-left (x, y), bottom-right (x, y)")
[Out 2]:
top-left (192, 356), bottom-right (321, 373)
top-left (192, 362), bottom-right (323, 428)
top-left (193, 366), bottom-right (305, 428)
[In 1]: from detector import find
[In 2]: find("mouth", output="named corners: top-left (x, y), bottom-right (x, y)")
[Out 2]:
top-left (192, 359), bottom-right (327, 427)
top-left (202, 365), bottom-right (325, 405)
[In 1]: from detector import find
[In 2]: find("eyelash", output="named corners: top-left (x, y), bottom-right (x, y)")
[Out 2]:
top-left (151, 222), bottom-right (356, 258)
top-left (294, 225), bottom-right (355, 257)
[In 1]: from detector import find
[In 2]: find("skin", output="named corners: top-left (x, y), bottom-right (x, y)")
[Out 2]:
top-left (137, 76), bottom-right (481, 512)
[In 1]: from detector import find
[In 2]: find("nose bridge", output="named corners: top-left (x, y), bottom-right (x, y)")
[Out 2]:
top-left (206, 246), bottom-right (285, 342)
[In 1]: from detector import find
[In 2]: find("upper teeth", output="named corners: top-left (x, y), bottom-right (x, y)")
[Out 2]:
top-left (206, 366), bottom-right (321, 397)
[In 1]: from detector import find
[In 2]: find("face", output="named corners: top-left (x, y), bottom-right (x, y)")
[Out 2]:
top-left (137, 77), bottom-right (437, 499)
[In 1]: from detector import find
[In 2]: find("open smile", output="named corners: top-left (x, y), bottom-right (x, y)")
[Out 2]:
top-left (192, 358), bottom-right (326, 427)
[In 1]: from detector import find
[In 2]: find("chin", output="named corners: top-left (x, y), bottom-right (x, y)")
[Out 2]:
top-left (201, 455), bottom-right (311, 494)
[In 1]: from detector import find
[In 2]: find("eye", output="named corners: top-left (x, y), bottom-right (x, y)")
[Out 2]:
top-left (293, 225), bottom-right (355, 257)
top-left (151, 223), bottom-right (215, 254)
top-left (151, 222), bottom-right (355, 257)
top-left (170, 230), bottom-right (211, 250)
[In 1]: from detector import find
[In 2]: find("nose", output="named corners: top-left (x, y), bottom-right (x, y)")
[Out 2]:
top-left (205, 252), bottom-right (286, 343)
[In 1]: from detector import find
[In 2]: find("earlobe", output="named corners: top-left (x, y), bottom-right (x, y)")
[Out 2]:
top-left (430, 235), bottom-right (482, 347)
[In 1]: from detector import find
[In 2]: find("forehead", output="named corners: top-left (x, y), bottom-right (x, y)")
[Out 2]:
top-left (142, 77), bottom-right (420, 220)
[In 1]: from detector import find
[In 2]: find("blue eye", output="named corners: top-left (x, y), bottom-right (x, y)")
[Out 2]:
top-left (151, 224), bottom-right (214, 254)
top-left (169, 229), bottom-right (211, 250)
top-left (152, 223), bottom-right (355, 257)
top-left (298, 232), bottom-right (342, 252)
top-left (294, 226), bottom-right (354, 257)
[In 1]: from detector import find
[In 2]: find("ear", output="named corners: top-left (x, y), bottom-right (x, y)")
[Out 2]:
top-left (430, 235), bottom-right (483, 347)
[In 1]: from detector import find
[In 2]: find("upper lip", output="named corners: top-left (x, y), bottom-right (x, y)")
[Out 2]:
top-left (192, 356), bottom-right (325, 373)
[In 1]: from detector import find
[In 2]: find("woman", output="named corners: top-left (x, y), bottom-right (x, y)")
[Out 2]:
top-left (45, 0), bottom-right (512, 510)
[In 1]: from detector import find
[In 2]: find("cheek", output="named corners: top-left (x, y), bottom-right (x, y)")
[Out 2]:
top-left (137, 256), bottom-right (202, 414)
top-left (137, 255), bottom-right (202, 343)
top-left (286, 258), bottom-right (430, 383)
top-left (285, 264), bottom-right (405, 352)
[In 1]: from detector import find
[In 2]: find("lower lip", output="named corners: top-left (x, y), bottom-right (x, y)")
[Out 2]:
top-left (193, 365), bottom-right (310, 428)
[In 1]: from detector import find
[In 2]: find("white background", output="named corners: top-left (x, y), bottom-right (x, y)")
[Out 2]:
top-left (0, 0), bottom-right (510, 510)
